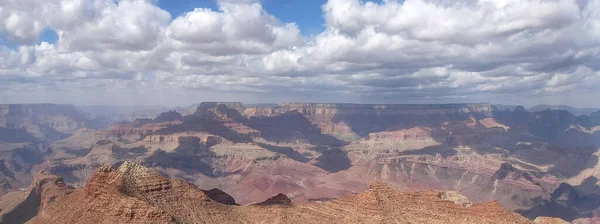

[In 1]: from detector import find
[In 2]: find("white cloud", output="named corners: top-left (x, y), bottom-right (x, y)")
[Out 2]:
top-left (0, 0), bottom-right (600, 107)
top-left (57, 0), bottom-right (171, 51)
top-left (167, 2), bottom-right (303, 55)
top-left (0, 0), bottom-right (170, 50)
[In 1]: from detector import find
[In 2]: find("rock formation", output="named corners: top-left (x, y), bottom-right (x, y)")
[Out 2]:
top-left (0, 102), bottom-right (598, 223)
top-left (0, 104), bottom-right (108, 139)
top-left (27, 162), bottom-right (543, 224)
top-left (0, 171), bottom-right (73, 223)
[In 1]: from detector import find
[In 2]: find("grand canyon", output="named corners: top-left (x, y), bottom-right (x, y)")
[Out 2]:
top-left (3, 0), bottom-right (600, 222)
top-left (0, 102), bottom-right (598, 223)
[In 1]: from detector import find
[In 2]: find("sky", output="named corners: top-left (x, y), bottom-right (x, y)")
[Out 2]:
top-left (0, 0), bottom-right (599, 107)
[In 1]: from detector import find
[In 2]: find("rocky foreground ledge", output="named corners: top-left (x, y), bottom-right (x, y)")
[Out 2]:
top-left (4, 161), bottom-right (566, 224)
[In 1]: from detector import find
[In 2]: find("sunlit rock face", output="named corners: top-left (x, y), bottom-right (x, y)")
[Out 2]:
top-left (27, 162), bottom-right (538, 224)
top-left (1, 102), bottom-right (599, 222)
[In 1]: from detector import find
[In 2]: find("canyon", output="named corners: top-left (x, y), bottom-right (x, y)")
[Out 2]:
top-left (0, 102), bottom-right (599, 223)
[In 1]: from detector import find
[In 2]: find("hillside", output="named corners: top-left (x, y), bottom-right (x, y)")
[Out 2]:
top-left (28, 162), bottom-right (538, 224)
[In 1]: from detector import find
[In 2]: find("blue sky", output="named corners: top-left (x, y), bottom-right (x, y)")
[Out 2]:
top-left (39, 29), bottom-right (59, 45)
top-left (157, 0), bottom-right (329, 35)
top-left (261, 0), bottom-right (329, 36)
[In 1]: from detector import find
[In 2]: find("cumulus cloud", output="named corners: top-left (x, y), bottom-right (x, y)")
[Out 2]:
top-left (167, 2), bottom-right (303, 55)
top-left (57, 0), bottom-right (171, 51)
top-left (304, 0), bottom-right (600, 103)
top-left (0, 0), bottom-right (600, 107)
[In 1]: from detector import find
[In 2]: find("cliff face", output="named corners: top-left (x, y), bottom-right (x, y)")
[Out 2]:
top-left (0, 143), bottom-right (47, 195)
top-left (4, 102), bottom-right (598, 223)
top-left (0, 171), bottom-right (73, 223)
top-left (28, 162), bottom-right (538, 224)
top-left (244, 103), bottom-right (494, 116)
top-left (243, 103), bottom-right (494, 141)
top-left (0, 104), bottom-right (86, 134)
top-left (355, 127), bottom-right (441, 152)
top-left (0, 104), bottom-right (108, 140)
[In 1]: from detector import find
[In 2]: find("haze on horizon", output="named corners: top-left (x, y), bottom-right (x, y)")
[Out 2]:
top-left (1, 0), bottom-right (599, 108)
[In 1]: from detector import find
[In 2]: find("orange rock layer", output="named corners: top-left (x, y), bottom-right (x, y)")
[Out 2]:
top-left (29, 162), bottom-right (540, 224)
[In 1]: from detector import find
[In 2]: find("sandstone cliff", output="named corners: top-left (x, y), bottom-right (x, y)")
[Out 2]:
top-left (28, 162), bottom-right (543, 224)
top-left (0, 171), bottom-right (73, 223)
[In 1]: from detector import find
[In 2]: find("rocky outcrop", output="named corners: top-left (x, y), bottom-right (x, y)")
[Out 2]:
top-left (152, 111), bottom-right (182, 123)
top-left (551, 183), bottom-right (580, 202)
top-left (254, 193), bottom-right (292, 206)
top-left (347, 126), bottom-right (441, 152)
top-left (534, 217), bottom-right (570, 224)
top-left (439, 191), bottom-right (473, 207)
top-left (196, 102), bottom-right (245, 116)
top-left (0, 171), bottom-right (73, 223)
top-left (203, 188), bottom-right (238, 205)
top-left (29, 162), bottom-right (542, 224)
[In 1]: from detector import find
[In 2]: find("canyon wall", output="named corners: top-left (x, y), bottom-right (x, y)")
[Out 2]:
top-left (0, 102), bottom-right (598, 223)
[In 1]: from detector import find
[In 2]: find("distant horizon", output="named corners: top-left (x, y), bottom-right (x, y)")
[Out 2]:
top-left (2, 102), bottom-right (599, 111)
